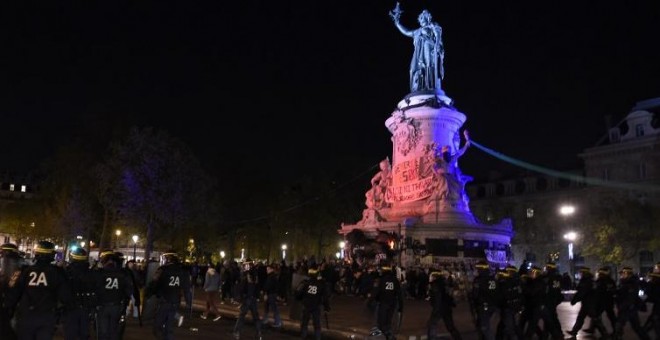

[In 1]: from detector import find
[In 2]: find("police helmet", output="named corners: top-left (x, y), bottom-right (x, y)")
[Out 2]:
top-left (160, 250), bottom-right (179, 265)
top-left (475, 260), bottom-right (490, 272)
top-left (69, 247), bottom-right (89, 262)
top-left (34, 240), bottom-right (56, 261)
top-left (99, 249), bottom-right (116, 265)
top-left (114, 251), bottom-right (126, 266)
top-left (429, 270), bottom-right (443, 282)
top-left (544, 262), bottom-right (558, 272)
top-left (308, 264), bottom-right (319, 276)
top-left (1, 243), bottom-right (19, 258)
top-left (597, 267), bottom-right (611, 276)
top-left (529, 265), bottom-right (542, 278)
top-left (505, 264), bottom-right (518, 274)
top-left (620, 267), bottom-right (633, 277)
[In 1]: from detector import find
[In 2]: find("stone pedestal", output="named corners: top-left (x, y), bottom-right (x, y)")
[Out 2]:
top-left (340, 93), bottom-right (513, 267)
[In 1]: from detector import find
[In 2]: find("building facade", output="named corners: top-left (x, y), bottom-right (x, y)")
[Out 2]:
top-left (467, 98), bottom-right (660, 276)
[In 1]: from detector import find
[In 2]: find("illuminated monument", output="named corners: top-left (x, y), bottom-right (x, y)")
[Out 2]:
top-left (340, 4), bottom-right (513, 267)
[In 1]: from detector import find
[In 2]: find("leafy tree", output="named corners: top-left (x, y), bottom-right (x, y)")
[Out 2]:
top-left (580, 193), bottom-right (659, 267)
top-left (98, 127), bottom-right (216, 262)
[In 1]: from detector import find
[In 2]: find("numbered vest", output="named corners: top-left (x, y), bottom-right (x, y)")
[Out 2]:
top-left (14, 264), bottom-right (66, 314)
top-left (98, 269), bottom-right (127, 304)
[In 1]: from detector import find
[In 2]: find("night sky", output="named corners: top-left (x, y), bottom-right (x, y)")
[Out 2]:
top-left (3, 1), bottom-right (660, 187)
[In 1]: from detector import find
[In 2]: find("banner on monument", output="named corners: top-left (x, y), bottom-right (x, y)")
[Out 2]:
top-left (388, 156), bottom-right (434, 203)
top-left (484, 250), bottom-right (508, 264)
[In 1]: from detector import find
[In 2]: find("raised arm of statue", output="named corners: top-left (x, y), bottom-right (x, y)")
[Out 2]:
top-left (390, 3), bottom-right (414, 37)
top-left (454, 130), bottom-right (471, 159)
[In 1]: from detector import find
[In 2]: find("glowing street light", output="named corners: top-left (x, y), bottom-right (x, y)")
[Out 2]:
top-left (115, 229), bottom-right (122, 248)
top-left (281, 244), bottom-right (287, 260)
top-left (560, 204), bottom-right (577, 280)
top-left (339, 241), bottom-right (346, 259)
top-left (220, 251), bottom-right (225, 259)
top-left (132, 235), bottom-right (139, 261)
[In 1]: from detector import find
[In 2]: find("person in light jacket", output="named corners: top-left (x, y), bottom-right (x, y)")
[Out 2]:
top-left (201, 265), bottom-right (222, 321)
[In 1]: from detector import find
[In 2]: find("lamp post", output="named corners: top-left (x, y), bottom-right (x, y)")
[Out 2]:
top-left (281, 244), bottom-right (287, 260)
top-left (115, 229), bottom-right (122, 249)
top-left (560, 204), bottom-right (577, 280)
top-left (132, 235), bottom-right (138, 261)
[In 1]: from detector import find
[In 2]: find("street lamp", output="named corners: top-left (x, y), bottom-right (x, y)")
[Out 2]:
top-left (339, 241), bottom-right (345, 260)
top-left (281, 244), bottom-right (287, 260)
top-left (560, 204), bottom-right (577, 281)
top-left (132, 235), bottom-right (138, 261)
top-left (115, 229), bottom-right (122, 248)
top-left (220, 251), bottom-right (225, 259)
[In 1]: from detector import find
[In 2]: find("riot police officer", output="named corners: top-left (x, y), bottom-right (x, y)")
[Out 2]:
top-left (145, 250), bottom-right (192, 340)
top-left (540, 262), bottom-right (564, 339)
top-left (295, 264), bottom-right (330, 340)
top-left (0, 243), bottom-right (22, 340)
top-left (370, 260), bottom-right (404, 340)
top-left (566, 267), bottom-right (607, 338)
top-left (470, 260), bottom-right (498, 340)
top-left (614, 267), bottom-right (650, 340)
top-left (113, 251), bottom-right (142, 339)
top-left (645, 262), bottom-right (660, 338)
top-left (495, 265), bottom-right (521, 340)
top-left (95, 249), bottom-right (133, 340)
top-left (584, 267), bottom-right (617, 333)
top-left (428, 270), bottom-right (462, 340)
top-left (63, 247), bottom-right (97, 340)
top-left (5, 240), bottom-right (72, 340)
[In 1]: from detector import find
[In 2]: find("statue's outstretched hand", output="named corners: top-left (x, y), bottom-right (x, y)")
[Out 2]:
top-left (463, 130), bottom-right (470, 141)
top-left (389, 2), bottom-right (402, 22)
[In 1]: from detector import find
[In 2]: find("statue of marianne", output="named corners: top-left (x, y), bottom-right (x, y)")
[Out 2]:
top-left (390, 3), bottom-right (445, 93)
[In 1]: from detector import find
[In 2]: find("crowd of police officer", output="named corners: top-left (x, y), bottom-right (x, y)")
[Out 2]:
top-left (0, 240), bottom-right (192, 340)
top-left (466, 260), bottom-right (660, 340)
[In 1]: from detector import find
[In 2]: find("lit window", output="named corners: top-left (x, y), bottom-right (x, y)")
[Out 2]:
top-left (526, 208), bottom-right (534, 218)
top-left (20, 185), bottom-right (26, 192)
top-left (9, 184), bottom-right (14, 191)
top-left (636, 124), bottom-right (645, 137)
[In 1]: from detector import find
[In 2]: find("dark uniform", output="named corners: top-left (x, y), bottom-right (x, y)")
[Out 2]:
top-left (113, 252), bottom-right (142, 339)
top-left (0, 243), bottom-right (23, 340)
top-left (539, 263), bottom-right (564, 339)
top-left (614, 267), bottom-right (650, 340)
top-left (645, 263), bottom-right (660, 338)
top-left (427, 271), bottom-right (462, 340)
top-left (95, 250), bottom-right (133, 340)
top-left (262, 264), bottom-right (282, 327)
top-left (370, 264), bottom-right (404, 340)
top-left (521, 266), bottom-right (549, 338)
top-left (295, 265), bottom-right (330, 340)
top-left (567, 267), bottom-right (608, 338)
top-left (146, 250), bottom-right (192, 340)
top-left (63, 247), bottom-right (97, 340)
top-left (470, 261), bottom-right (498, 340)
top-left (495, 266), bottom-right (521, 340)
top-left (585, 267), bottom-right (617, 333)
top-left (5, 240), bottom-right (72, 340)
top-left (232, 260), bottom-right (262, 340)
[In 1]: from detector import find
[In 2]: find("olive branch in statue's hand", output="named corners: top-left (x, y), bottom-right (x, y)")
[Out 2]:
top-left (389, 2), bottom-right (402, 22)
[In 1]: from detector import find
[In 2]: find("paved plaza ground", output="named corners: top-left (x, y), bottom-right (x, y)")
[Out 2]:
top-left (52, 286), bottom-right (652, 339)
